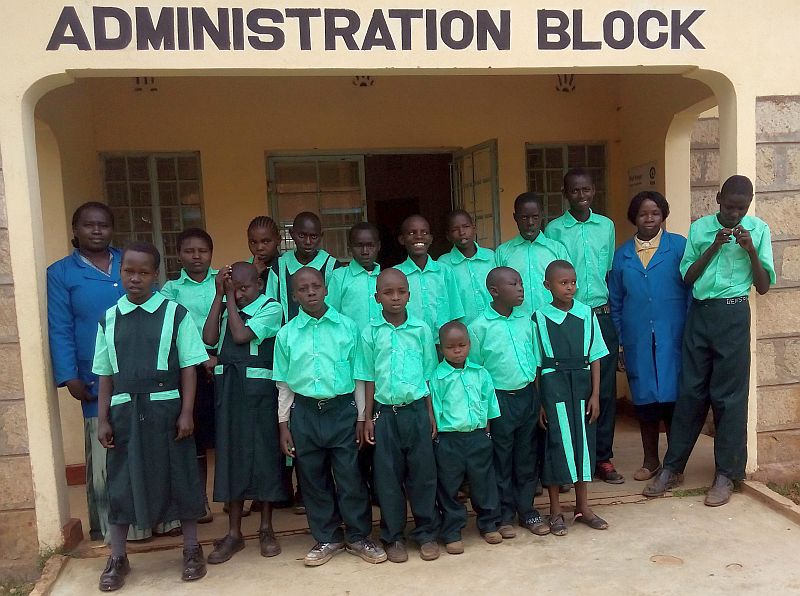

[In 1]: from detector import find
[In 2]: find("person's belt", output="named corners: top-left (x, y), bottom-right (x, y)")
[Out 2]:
top-left (294, 392), bottom-right (353, 411)
top-left (694, 296), bottom-right (748, 306)
top-left (592, 304), bottom-right (611, 315)
top-left (376, 396), bottom-right (425, 414)
top-left (541, 356), bottom-right (589, 371)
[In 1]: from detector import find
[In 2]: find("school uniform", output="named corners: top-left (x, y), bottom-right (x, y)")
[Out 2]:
top-left (273, 307), bottom-right (372, 544)
top-left (212, 294), bottom-right (288, 503)
top-left (394, 256), bottom-right (465, 340)
top-left (663, 214), bottom-right (775, 481)
top-left (160, 268), bottom-right (219, 452)
top-left (430, 360), bottom-right (501, 543)
top-left (48, 247), bottom-right (125, 540)
top-left (247, 256), bottom-right (280, 300)
top-left (608, 231), bottom-right (691, 420)
top-left (495, 233), bottom-right (570, 315)
top-left (277, 250), bottom-right (342, 322)
top-left (354, 313), bottom-right (439, 545)
top-left (92, 293), bottom-right (209, 528)
top-left (437, 243), bottom-right (496, 324)
top-left (545, 210), bottom-right (619, 466)
top-left (468, 305), bottom-right (541, 525)
top-left (533, 301), bottom-right (609, 486)
top-left (327, 260), bottom-right (382, 329)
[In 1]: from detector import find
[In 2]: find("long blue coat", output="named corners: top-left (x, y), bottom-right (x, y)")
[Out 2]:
top-left (47, 248), bottom-right (125, 418)
top-left (608, 232), bottom-right (691, 406)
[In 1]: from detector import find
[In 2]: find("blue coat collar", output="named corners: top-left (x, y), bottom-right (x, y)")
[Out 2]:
top-left (619, 231), bottom-right (675, 272)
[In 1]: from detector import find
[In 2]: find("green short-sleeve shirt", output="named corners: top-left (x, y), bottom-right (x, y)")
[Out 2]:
top-left (495, 233), bottom-right (571, 315)
top-left (430, 360), bottom-right (500, 433)
top-left (535, 300), bottom-right (609, 376)
top-left (468, 304), bottom-right (541, 391)
top-left (327, 260), bottom-right (382, 330)
top-left (680, 213), bottom-right (776, 300)
top-left (394, 256), bottom-right (465, 339)
top-left (277, 249), bottom-right (339, 321)
top-left (544, 210), bottom-right (615, 308)
top-left (216, 293), bottom-right (283, 356)
top-left (272, 306), bottom-right (359, 398)
top-left (160, 268), bottom-right (218, 346)
top-left (354, 313), bottom-right (437, 405)
top-left (437, 243), bottom-right (496, 324)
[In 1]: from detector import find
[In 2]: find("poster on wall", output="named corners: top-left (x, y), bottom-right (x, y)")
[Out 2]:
top-left (628, 161), bottom-right (657, 195)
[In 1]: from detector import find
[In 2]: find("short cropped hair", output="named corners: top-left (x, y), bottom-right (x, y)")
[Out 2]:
top-left (446, 209), bottom-right (474, 227)
top-left (563, 167), bottom-right (594, 189)
top-left (513, 192), bottom-right (544, 212)
top-left (348, 221), bottom-right (380, 244)
top-left (627, 191), bottom-right (670, 225)
top-left (544, 259), bottom-right (575, 281)
top-left (122, 240), bottom-right (161, 270)
top-left (177, 227), bottom-right (213, 252)
top-left (720, 175), bottom-right (754, 197)
top-left (439, 320), bottom-right (468, 343)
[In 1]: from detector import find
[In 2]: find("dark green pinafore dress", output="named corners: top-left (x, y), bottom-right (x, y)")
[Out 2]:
top-left (103, 301), bottom-right (205, 527)
top-left (535, 311), bottom-right (596, 487)
top-left (212, 303), bottom-right (288, 503)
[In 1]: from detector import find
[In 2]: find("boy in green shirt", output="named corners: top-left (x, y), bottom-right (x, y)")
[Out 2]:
top-left (645, 175), bottom-right (775, 506)
top-left (468, 267), bottom-right (548, 537)
top-left (277, 212), bottom-right (342, 322)
top-left (431, 321), bottom-right (503, 555)
top-left (356, 269), bottom-right (440, 563)
top-left (273, 267), bottom-right (386, 567)
top-left (160, 227), bottom-right (217, 524)
top-left (394, 214), bottom-right (465, 341)
top-left (545, 169), bottom-right (622, 484)
top-left (327, 222), bottom-right (382, 329)
top-left (437, 210), bottom-right (496, 324)
top-left (495, 193), bottom-right (570, 315)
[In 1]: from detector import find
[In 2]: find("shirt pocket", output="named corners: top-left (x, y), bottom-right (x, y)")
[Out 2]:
top-left (402, 352), bottom-right (424, 385)
top-left (334, 360), bottom-right (353, 391)
top-left (435, 295), bottom-right (450, 327)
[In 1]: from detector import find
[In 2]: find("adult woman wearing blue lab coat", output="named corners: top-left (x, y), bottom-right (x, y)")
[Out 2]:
top-left (608, 192), bottom-right (691, 482)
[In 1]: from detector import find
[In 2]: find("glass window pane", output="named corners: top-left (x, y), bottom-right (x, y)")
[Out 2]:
top-left (473, 148), bottom-right (492, 181)
top-left (588, 145), bottom-right (605, 167)
top-left (159, 182), bottom-right (178, 206)
top-left (106, 182), bottom-right (128, 207)
top-left (113, 232), bottom-right (132, 248)
top-left (275, 192), bottom-right (319, 226)
top-left (529, 171), bottom-right (544, 193)
top-left (319, 161), bottom-right (360, 191)
top-left (177, 156), bottom-right (199, 180)
top-left (129, 183), bottom-right (151, 207)
top-left (547, 171), bottom-right (563, 193)
top-left (127, 156), bottom-right (149, 181)
top-left (132, 208), bottom-right (153, 232)
top-left (164, 257), bottom-right (181, 279)
top-left (134, 232), bottom-right (153, 243)
top-left (160, 207), bottom-right (182, 232)
top-left (157, 158), bottom-right (176, 181)
top-left (567, 145), bottom-right (587, 167)
top-left (162, 232), bottom-right (179, 258)
top-left (321, 229), bottom-right (349, 260)
top-left (274, 162), bottom-right (318, 193)
top-left (179, 181), bottom-right (201, 206)
top-left (182, 206), bottom-right (203, 228)
top-left (111, 208), bottom-right (131, 233)
top-left (105, 157), bottom-right (127, 182)
top-left (527, 148), bottom-right (543, 169)
top-left (545, 147), bottom-right (563, 168)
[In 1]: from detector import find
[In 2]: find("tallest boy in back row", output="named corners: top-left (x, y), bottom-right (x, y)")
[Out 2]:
top-left (545, 168), bottom-right (623, 484)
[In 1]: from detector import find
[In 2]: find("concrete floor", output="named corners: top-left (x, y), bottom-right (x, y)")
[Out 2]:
top-left (52, 493), bottom-right (800, 595)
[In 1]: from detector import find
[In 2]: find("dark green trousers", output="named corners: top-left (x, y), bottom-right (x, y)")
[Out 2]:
top-left (435, 430), bottom-right (499, 543)
top-left (373, 399), bottom-right (439, 544)
top-left (595, 312), bottom-right (619, 463)
top-left (291, 393), bottom-right (372, 544)
top-left (665, 299), bottom-right (751, 480)
top-left (492, 384), bottom-right (539, 524)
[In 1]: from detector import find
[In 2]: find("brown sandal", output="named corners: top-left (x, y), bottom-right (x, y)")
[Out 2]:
top-left (549, 513), bottom-right (568, 536)
top-left (574, 513), bottom-right (609, 530)
top-left (633, 465), bottom-right (661, 481)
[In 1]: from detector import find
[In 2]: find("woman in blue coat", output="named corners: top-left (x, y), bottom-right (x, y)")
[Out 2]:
top-left (609, 192), bottom-right (691, 482)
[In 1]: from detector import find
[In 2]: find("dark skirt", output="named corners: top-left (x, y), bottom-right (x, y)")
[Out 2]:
top-left (213, 367), bottom-right (288, 503)
top-left (193, 364), bottom-right (216, 451)
top-left (635, 401), bottom-right (676, 424)
top-left (540, 370), bottom-right (596, 486)
top-left (107, 395), bottom-right (205, 527)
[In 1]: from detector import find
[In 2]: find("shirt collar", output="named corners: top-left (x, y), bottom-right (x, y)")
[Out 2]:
top-left (560, 209), bottom-right (600, 229)
top-left (118, 292), bottom-right (165, 315)
top-left (177, 267), bottom-right (218, 285)
top-left (75, 249), bottom-right (114, 275)
top-left (446, 243), bottom-right (492, 264)
top-left (296, 305), bottom-right (340, 328)
top-left (371, 311), bottom-right (423, 329)
top-left (286, 249), bottom-right (331, 273)
top-left (348, 259), bottom-right (380, 276)
top-left (400, 255), bottom-right (440, 273)
top-left (509, 232), bottom-right (549, 247)
top-left (435, 358), bottom-right (481, 379)
top-left (239, 293), bottom-right (268, 317)
top-left (483, 303), bottom-right (526, 320)
top-left (711, 213), bottom-right (756, 232)
top-left (634, 228), bottom-right (663, 252)
top-left (538, 300), bottom-right (590, 325)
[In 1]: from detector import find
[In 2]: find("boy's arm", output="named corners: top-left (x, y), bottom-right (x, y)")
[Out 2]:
top-left (683, 227), bottom-right (732, 286)
top-left (607, 253), bottom-right (624, 345)
top-left (202, 275), bottom-right (226, 346)
top-left (467, 326), bottom-right (484, 366)
top-left (364, 381), bottom-right (377, 445)
top-left (224, 296), bottom-right (257, 345)
top-left (736, 225), bottom-right (774, 295)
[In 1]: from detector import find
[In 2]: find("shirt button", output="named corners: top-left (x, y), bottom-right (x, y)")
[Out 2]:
top-left (113, 283), bottom-right (118, 287)
top-left (158, 382), bottom-right (164, 387)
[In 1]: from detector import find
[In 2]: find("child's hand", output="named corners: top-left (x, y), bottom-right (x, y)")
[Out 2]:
top-left (713, 227), bottom-right (733, 247)
top-left (98, 420), bottom-right (115, 448)
top-left (279, 425), bottom-right (296, 458)
top-left (175, 412), bottom-right (194, 440)
top-left (586, 395), bottom-right (600, 424)
top-left (202, 355), bottom-right (218, 379)
top-left (733, 226), bottom-right (755, 254)
top-left (429, 412), bottom-right (438, 440)
top-left (355, 421), bottom-right (365, 450)
top-left (538, 406), bottom-right (548, 430)
top-left (215, 267), bottom-right (230, 295)
top-left (252, 255), bottom-right (268, 275)
top-left (363, 419), bottom-right (376, 445)
top-left (617, 349), bottom-right (626, 373)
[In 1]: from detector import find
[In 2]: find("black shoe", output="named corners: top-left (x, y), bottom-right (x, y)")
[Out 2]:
top-left (99, 555), bottom-right (130, 592)
top-left (89, 530), bottom-right (104, 542)
top-left (643, 468), bottom-right (681, 497)
top-left (704, 474), bottom-right (734, 507)
top-left (182, 545), bottom-right (207, 581)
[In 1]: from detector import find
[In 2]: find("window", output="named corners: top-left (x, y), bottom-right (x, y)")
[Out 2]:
top-left (268, 156), bottom-right (366, 260)
top-left (103, 153), bottom-right (204, 281)
top-left (451, 139), bottom-right (500, 247)
top-left (525, 144), bottom-right (607, 223)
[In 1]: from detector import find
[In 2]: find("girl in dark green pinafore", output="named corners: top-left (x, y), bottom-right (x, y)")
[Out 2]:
top-left (535, 260), bottom-right (610, 536)
top-left (93, 242), bottom-right (209, 592)
top-left (202, 261), bottom-right (288, 564)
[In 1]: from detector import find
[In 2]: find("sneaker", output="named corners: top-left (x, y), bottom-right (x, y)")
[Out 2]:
top-left (642, 469), bottom-right (681, 498)
top-left (521, 514), bottom-right (550, 536)
top-left (595, 461), bottom-right (625, 484)
top-left (259, 528), bottom-right (281, 557)
top-left (497, 524), bottom-right (516, 539)
top-left (704, 475), bottom-right (734, 507)
top-left (481, 531), bottom-right (503, 544)
top-left (384, 540), bottom-right (408, 563)
top-left (99, 555), bottom-right (130, 592)
top-left (445, 541), bottom-right (464, 555)
top-left (304, 542), bottom-right (345, 567)
top-left (181, 545), bottom-right (206, 581)
top-left (198, 500), bottom-right (213, 524)
top-left (346, 538), bottom-right (387, 564)
top-left (419, 541), bottom-right (440, 561)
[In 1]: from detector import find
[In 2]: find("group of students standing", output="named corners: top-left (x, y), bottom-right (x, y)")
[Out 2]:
top-left (46, 167), bottom-right (775, 593)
